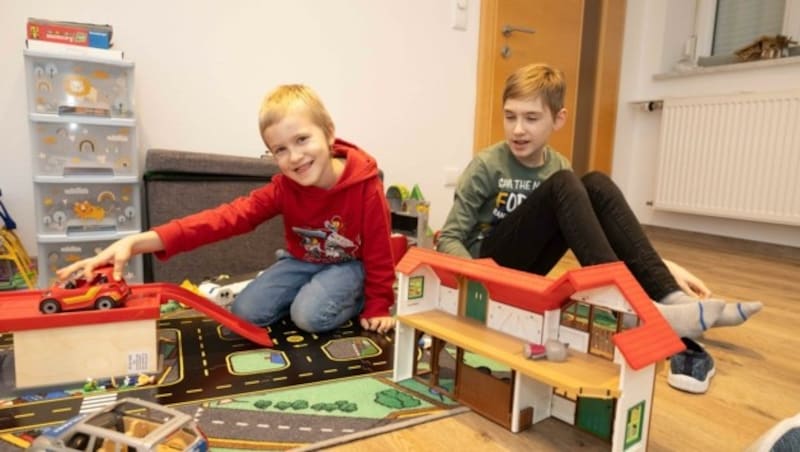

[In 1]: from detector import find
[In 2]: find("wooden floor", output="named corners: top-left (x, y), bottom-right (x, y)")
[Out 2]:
top-left (334, 227), bottom-right (800, 451)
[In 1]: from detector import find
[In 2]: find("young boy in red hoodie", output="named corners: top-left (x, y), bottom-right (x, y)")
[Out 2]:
top-left (58, 85), bottom-right (396, 334)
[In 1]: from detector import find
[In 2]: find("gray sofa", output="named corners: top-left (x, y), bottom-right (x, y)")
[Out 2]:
top-left (142, 149), bottom-right (284, 283)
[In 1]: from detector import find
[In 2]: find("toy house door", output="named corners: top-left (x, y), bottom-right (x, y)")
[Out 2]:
top-left (464, 279), bottom-right (488, 323)
top-left (577, 396), bottom-right (614, 440)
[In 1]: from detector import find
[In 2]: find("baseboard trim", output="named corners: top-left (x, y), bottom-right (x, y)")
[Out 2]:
top-left (643, 225), bottom-right (800, 266)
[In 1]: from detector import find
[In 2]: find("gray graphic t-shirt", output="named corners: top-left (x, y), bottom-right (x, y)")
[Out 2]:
top-left (437, 141), bottom-right (571, 258)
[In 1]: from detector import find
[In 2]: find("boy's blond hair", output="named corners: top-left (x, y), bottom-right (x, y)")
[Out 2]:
top-left (502, 63), bottom-right (566, 119)
top-left (258, 84), bottom-right (335, 145)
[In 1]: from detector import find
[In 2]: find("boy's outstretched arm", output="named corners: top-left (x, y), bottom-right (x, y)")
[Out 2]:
top-left (56, 230), bottom-right (165, 282)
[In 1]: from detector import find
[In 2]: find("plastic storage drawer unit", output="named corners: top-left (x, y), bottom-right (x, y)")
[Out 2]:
top-left (35, 179), bottom-right (141, 237)
top-left (37, 237), bottom-right (144, 288)
top-left (25, 51), bottom-right (134, 118)
top-left (30, 118), bottom-right (137, 178)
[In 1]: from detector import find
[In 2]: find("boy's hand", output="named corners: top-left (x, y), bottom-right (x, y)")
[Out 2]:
top-left (360, 316), bottom-right (396, 334)
top-left (56, 231), bottom-right (163, 282)
top-left (663, 259), bottom-right (711, 299)
top-left (56, 238), bottom-right (133, 282)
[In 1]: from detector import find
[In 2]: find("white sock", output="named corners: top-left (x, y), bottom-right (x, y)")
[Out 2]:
top-left (660, 291), bottom-right (762, 328)
top-left (655, 300), bottom-right (724, 338)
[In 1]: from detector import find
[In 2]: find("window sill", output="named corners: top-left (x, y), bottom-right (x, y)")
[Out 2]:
top-left (654, 55), bottom-right (800, 80)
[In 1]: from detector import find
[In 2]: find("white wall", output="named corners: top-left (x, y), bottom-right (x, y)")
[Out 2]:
top-left (4, 0), bottom-right (797, 256)
top-left (0, 0), bottom-right (480, 253)
top-left (613, 0), bottom-right (800, 248)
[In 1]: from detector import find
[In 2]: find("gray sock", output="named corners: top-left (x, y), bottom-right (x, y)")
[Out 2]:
top-left (654, 300), bottom-right (724, 338)
top-left (715, 301), bottom-right (763, 327)
top-left (660, 290), bottom-right (762, 328)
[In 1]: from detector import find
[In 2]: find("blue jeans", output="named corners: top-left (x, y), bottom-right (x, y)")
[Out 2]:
top-left (231, 252), bottom-right (365, 333)
top-left (479, 170), bottom-right (680, 301)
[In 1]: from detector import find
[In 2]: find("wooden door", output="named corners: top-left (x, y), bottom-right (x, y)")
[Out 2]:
top-left (455, 355), bottom-right (514, 429)
top-left (474, 0), bottom-right (626, 174)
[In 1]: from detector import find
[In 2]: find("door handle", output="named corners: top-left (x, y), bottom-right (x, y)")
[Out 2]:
top-left (502, 25), bottom-right (536, 37)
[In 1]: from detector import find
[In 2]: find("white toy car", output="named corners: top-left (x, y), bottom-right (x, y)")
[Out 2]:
top-left (28, 397), bottom-right (208, 452)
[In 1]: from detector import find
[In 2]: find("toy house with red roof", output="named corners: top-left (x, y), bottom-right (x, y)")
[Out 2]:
top-left (392, 247), bottom-right (684, 451)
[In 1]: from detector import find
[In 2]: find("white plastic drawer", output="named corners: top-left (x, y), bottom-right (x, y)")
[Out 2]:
top-left (25, 53), bottom-right (134, 118)
top-left (30, 118), bottom-right (137, 177)
top-left (35, 180), bottom-right (141, 238)
top-left (37, 238), bottom-right (144, 289)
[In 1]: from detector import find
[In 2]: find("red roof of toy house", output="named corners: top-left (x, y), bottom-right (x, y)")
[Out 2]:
top-left (396, 247), bottom-right (684, 370)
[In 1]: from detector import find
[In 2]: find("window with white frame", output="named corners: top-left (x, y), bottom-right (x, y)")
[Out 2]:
top-left (695, 0), bottom-right (800, 58)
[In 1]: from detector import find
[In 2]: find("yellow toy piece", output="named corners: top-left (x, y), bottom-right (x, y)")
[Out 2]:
top-left (179, 278), bottom-right (201, 295)
top-left (1, 190), bottom-right (37, 289)
top-left (0, 229), bottom-right (37, 289)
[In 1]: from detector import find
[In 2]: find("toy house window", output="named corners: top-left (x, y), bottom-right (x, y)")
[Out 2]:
top-left (561, 300), bottom-right (590, 332)
top-left (624, 401), bottom-right (646, 448)
top-left (589, 307), bottom-right (618, 359)
top-left (407, 275), bottom-right (425, 299)
top-left (620, 312), bottom-right (639, 331)
top-left (591, 307), bottom-right (618, 332)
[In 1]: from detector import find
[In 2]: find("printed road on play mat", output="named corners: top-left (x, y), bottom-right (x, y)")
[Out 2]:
top-left (0, 371), bottom-right (464, 451)
top-left (0, 309), bottom-right (465, 450)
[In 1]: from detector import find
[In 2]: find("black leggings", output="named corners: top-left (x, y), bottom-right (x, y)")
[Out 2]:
top-left (479, 170), bottom-right (680, 301)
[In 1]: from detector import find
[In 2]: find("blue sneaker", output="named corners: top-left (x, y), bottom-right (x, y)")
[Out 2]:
top-left (668, 337), bottom-right (715, 394)
top-left (746, 412), bottom-right (800, 452)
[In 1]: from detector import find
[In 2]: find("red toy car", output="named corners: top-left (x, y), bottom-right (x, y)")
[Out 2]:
top-left (39, 265), bottom-right (131, 314)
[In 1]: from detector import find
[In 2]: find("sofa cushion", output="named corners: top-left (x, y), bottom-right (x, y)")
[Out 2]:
top-left (142, 149), bottom-right (284, 283)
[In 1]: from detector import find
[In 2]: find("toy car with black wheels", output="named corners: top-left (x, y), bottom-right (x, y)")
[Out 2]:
top-left (27, 397), bottom-right (208, 451)
top-left (39, 264), bottom-right (131, 314)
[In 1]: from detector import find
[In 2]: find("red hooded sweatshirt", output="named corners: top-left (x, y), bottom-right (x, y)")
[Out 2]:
top-left (152, 139), bottom-right (395, 319)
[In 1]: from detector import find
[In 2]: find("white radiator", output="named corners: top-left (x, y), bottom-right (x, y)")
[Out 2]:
top-left (654, 90), bottom-right (800, 226)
